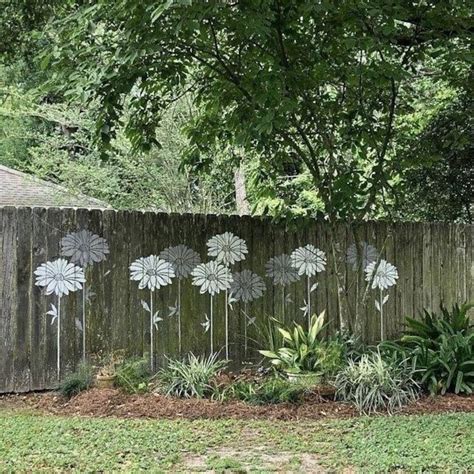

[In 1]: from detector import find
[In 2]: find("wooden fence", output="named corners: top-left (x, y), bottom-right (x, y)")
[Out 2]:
top-left (0, 206), bottom-right (472, 392)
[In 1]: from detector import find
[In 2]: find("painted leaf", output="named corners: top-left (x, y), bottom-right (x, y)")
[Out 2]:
top-left (141, 300), bottom-right (151, 313)
top-left (382, 294), bottom-right (389, 305)
top-left (46, 303), bottom-right (58, 317)
top-left (375, 300), bottom-right (381, 312)
top-left (75, 318), bottom-right (83, 332)
top-left (310, 282), bottom-right (319, 293)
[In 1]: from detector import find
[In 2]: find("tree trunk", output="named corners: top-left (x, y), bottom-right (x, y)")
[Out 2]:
top-left (234, 164), bottom-right (250, 215)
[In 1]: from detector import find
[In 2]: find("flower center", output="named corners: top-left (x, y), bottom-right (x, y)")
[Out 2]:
top-left (146, 269), bottom-right (159, 276)
top-left (54, 273), bottom-right (65, 281)
top-left (221, 244), bottom-right (231, 253)
top-left (78, 243), bottom-right (89, 252)
top-left (207, 274), bottom-right (217, 281)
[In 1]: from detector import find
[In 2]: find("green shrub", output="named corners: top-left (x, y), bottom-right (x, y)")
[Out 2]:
top-left (315, 340), bottom-right (345, 379)
top-left (157, 353), bottom-right (227, 398)
top-left (229, 377), bottom-right (305, 405)
top-left (384, 303), bottom-right (474, 395)
top-left (335, 352), bottom-right (419, 414)
top-left (59, 363), bottom-right (93, 398)
top-left (114, 356), bottom-right (151, 394)
top-left (259, 311), bottom-right (326, 374)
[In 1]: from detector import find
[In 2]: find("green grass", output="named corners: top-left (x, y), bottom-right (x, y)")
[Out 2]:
top-left (0, 409), bottom-right (472, 471)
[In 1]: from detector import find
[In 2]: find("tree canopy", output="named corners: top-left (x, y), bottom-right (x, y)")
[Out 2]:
top-left (0, 0), bottom-right (472, 221)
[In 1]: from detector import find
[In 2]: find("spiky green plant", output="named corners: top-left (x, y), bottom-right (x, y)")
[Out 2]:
top-left (335, 352), bottom-right (419, 414)
top-left (259, 311), bottom-right (326, 373)
top-left (157, 353), bottom-right (227, 398)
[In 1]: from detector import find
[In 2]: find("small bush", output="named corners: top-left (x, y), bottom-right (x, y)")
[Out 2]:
top-left (59, 363), bottom-right (93, 398)
top-left (335, 352), bottom-right (419, 414)
top-left (315, 340), bottom-right (345, 379)
top-left (230, 377), bottom-right (305, 405)
top-left (384, 303), bottom-right (474, 395)
top-left (157, 353), bottom-right (227, 398)
top-left (114, 356), bottom-right (151, 393)
top-left (259, 311), bottom-right (327, 373)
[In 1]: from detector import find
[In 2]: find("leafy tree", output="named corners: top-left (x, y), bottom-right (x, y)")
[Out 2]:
top-left (43, 1), bottom-right (470, 218)
top-left (394, 92), bottom-right (473, 223)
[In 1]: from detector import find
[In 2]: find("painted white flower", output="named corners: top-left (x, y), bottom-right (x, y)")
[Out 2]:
top-left (365, 259), bottom-right (398, 290)
top-left (265, 254), bottom-right (300, 286)
top-left (230, 270), bottom-right (266, 303)
top-left (290, 244), bottom-right (326, 277)
top-left (346, 242), bottom-right (378, 271)
top-left (60, 229), bottom-right (109, 267)
top-left (191, 261), bottom-right (233, 296)
top-left (160, 244), bottom-right (201, 279)
top-left (34, 258), bottom-right (85, 297)
top-left (207, 232), bottom-right (248, 266)
top-left (130, 255), bottom-right (175, 291)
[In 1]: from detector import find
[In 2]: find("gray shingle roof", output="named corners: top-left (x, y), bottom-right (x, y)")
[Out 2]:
top-left (0, 165), bottom-right (109, 209)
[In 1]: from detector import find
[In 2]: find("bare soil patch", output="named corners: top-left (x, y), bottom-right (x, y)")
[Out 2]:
top-left (0, 389), bottom-right (472, 421)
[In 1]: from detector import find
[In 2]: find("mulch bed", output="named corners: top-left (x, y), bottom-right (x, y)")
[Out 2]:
top-left (0, 389), bottom-right (472, 421)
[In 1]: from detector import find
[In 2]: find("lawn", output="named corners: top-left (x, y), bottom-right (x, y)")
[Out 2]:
top-left (0, 410), bottom-right (472, 471)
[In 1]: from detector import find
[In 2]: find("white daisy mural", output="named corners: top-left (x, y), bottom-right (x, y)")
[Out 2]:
top-left (34, 258), bottom-right (85, 380)
top-left (265, 254), bottom-right (300, 321)
top-left (365, 259), bottom-right (399, 341)
top-left (230, 270), bottom-right (266, 356)
top-left (290, 244), bottom-right (326, 329)
top-left (60, 229), bottom-right (109, 362)
top-left (130, 255), bottom-right (175, 370)
top-left (346, 241), bottom-right (378, 271)
top-left (207, 231), bottom-right (248, 266)
top-left (206, 232), bottom-right (247, 360)
top-left (191, 260), bottom-right (233, 354)
top-left (160, 244), bottom-right (201, 354)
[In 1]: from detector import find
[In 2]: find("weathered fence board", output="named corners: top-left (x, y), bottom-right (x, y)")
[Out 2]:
top-left (0, 205), bottom-right (472, 393)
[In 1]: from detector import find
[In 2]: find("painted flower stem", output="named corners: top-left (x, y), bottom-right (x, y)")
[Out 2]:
top-left (282, 287), bottom-right (285, 323)
top-left (210, 295), bottom-right (214, 354)
top-left (380, 288), bottom-right (384, 342)
top-left (57, 295), bottom-right (61, 381)
top-left (178, 279), bottom-right (182, 355)
top-left (225, 289), bottom-right (229, 360)
top-left (150, 289), bottom-right (154, 371)
top-left (307, 276), bottom-right (311, 330)
top-left (82, 280), bottom-right (86, 363)
top-left (244, 302), bottom-right (248, 357)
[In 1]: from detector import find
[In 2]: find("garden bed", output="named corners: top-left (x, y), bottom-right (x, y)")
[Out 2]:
top-left (1, 389), bottom-right (472, 421)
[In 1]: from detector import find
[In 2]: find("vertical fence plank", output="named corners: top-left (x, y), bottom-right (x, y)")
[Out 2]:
top-left (0, 207), bottom-right (18, 391)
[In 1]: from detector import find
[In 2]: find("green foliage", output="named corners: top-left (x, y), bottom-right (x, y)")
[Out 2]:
top-left (1, 411), bottom-right (473, 471)
top-left (58, 362), bottom-right (93, 398)
top-left (384, 303), bottom-right (474, 395)
top-left (35, 0), bottom-right (471, 222)
top-left (334, 352), bottom-right (419, 414)
top-left (254, 316), bottom-right (284, 355)
top-left (259, 312), bottom-right (326, 374)
top-left (114, 356), bottom-right (151, 394)
top-left (394, 90), bottom-right (473, 223)
top-left (157, 353), bottom-right (227, 399)
top-left (229, 377), bottom-right (305, 405)
top-left (314, 340), bottom-right (345, 379)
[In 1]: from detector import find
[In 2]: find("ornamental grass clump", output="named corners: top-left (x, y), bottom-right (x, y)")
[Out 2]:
top-left (335, 352), bottom-right (419, 414)
top-left (157, 353), bottom-right (227, 398)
